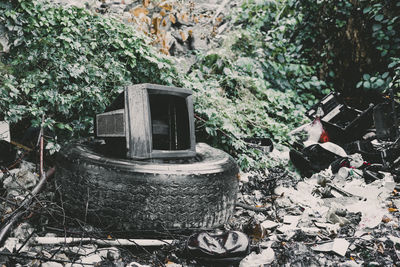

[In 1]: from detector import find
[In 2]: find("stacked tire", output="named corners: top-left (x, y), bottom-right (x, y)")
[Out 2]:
top-left (56, 140), bottom-right (239, 231)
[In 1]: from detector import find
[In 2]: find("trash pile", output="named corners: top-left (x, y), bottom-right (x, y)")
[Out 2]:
top-left (230, 92), bottom-right (400, 266)
top-left (289, 92), bottom-right (400, 182)
top-left (1, 92), bottom-right (400, 266)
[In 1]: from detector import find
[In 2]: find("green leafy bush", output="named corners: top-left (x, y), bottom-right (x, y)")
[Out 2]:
top-left (292, 0), bottom-right (400, 101)
top-left (0, 0), bottom-right (326, 171)
top-left (181, 0), bottom-right (332, 170)
top-left (0, 0), bottom-right (176, 149)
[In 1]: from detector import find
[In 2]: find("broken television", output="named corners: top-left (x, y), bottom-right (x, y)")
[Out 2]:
top-left (95, 83), bottom-right (196, 159)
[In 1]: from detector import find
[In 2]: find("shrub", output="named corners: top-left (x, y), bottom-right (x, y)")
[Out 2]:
top-left (292, 0), bottom-right (400, 103)
top-left (0, 0), bottom-right (177, 152)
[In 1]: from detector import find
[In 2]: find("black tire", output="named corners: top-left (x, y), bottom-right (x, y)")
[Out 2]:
top-left (55, 140), bottom-right (239, 232)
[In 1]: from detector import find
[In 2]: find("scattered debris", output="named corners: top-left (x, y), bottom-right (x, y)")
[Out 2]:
top-left (311, 238), bottom-right (350, 257)
top-left (1, 93), bottom-right (400, 265)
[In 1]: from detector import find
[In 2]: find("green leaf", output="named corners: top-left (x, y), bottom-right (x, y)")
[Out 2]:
top-left (363, 81), bottom-right (371, 89)
top-left (372, 23), bottom-right (381, 31)
top-left (363, 7), bottom-right (371, 14)
top-left (375, 14), bottom-right (384, 21)
top-left (65, 124), bottom-right (73, 131)
top-left (55, 123), bottom-right (65, 129)
top-left (376, 79), bottom-right (385, 87)
top-left (363, 74), bottom-right (370, 80)
top-left (382, 72), bottom-right (389, 79)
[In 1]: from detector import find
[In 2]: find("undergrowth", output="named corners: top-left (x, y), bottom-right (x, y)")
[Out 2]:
top-left (0, 0), bottom-right (330, 171)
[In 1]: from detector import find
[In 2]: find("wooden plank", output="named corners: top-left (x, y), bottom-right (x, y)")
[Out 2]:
top-left (125, 85), bottom-right (152, 159)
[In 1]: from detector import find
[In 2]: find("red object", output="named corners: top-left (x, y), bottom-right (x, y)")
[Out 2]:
top-left (319, 129), bottom-right (330, 143)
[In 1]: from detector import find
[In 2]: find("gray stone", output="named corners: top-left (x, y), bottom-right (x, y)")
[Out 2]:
top-left (81, 254), bottom-right (102, 264)
top-left (65, 253), bottom-right (102, 267)
top-left (4, 167), bottom-right (38, 190)
top-left (13, 222), bottom-right (35, 241)
top-left (107, 247), bottom-right (121, 261)
top-left (68, 244), bottom-right (97, 256)
top-left (41, 262), bottom-right (63, 267)
top-left (1, 238), bottom-right (20, 252)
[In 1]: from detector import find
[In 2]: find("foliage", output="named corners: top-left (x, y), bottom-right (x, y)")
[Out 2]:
top-left (292, 0), bottom-right (400, 103)
top-left (0, 0), bottom-right (176, 150)
top-left (0, 0), bottom-right (337, 171)
top-left (231, 0), bottom-right (331, 101)
top-left (181, 0), bottom-right (332, 170)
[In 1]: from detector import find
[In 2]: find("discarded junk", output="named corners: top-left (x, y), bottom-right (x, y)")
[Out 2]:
top-left (56, 84), bottom-right (239, 231)
top-left (185, 230), bottom-right (250, 264)
top-left (290, 92), bottom-right (400, 182)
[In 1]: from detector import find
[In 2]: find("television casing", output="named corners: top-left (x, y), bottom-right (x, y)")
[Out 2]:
top-left (95, 83), bottom-right (196, 159)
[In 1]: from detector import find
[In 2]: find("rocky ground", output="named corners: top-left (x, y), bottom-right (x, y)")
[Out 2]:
top-left (1, 144), bottom-right (400, 266)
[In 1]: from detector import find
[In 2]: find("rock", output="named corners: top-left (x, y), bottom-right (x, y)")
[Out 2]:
top-left (65, 254), bottom-right (102, 267)
top-left (13, 222), bottom-right (35, 241)
top-left (98, 260), bottom-right (125, 267)
top-left (68, 244), bottom-right (97, 256)
top-left (41, 262), bottom-right (63, 267)
top-left (239, 247), bottom-right (275, 267)
top-left (127, 262), bottom-right (152, 267)
top-left (53, 253), bottom-right (69, 262)
top-left (283, 215), bottom-right (300, 226)
top-left (81, 254), bottom-right (102, 264)
top-left (107, 248), bottom-right (121, 261)
top-left (311, 238), bottom-right (350, 257)
top-left (260, 220), bottom-right (279, 230)
top-left (2, 238), bottom-right (20, 252)
top-left (95, 247), bottom-right (120, 259)
top-left (3, 166), bottom-right (38, 190)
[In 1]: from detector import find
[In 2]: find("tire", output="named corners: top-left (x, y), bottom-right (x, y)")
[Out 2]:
top-left (55, 140), bottom-right (239, 232)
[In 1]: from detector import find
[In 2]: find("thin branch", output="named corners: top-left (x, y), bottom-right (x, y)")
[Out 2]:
top-left (0, 250), bottom-right (95, 266)
top-left (33, 237), bottom-right (174, 246)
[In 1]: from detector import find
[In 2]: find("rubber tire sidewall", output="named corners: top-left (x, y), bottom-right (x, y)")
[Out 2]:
top-left (55, 140), bottom-right (239, 231)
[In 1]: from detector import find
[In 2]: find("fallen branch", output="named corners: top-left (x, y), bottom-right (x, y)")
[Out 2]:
top-left (0, 250), bottom-right (94, 266)
top-left (33, 237), bottom-right (174, 247)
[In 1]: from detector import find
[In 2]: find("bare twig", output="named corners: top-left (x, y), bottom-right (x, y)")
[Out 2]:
top-left (39, 115), bottom-right (45, 177)
top-left (33, 237), bottom-right (174, 246)
top-left (0, 250), bottom-right (95, 266)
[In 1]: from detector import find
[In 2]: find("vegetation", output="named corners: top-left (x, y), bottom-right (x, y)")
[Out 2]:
top-left (0, 1), bottom-right (177, 152)
top-left (292, 0), bottom-right (400, 105)
top-left (1, 0), bottom-right (399, 170)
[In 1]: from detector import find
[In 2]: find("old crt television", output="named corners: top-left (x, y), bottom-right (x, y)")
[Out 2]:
top-left (95, 83), bottom-right (196, 159)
